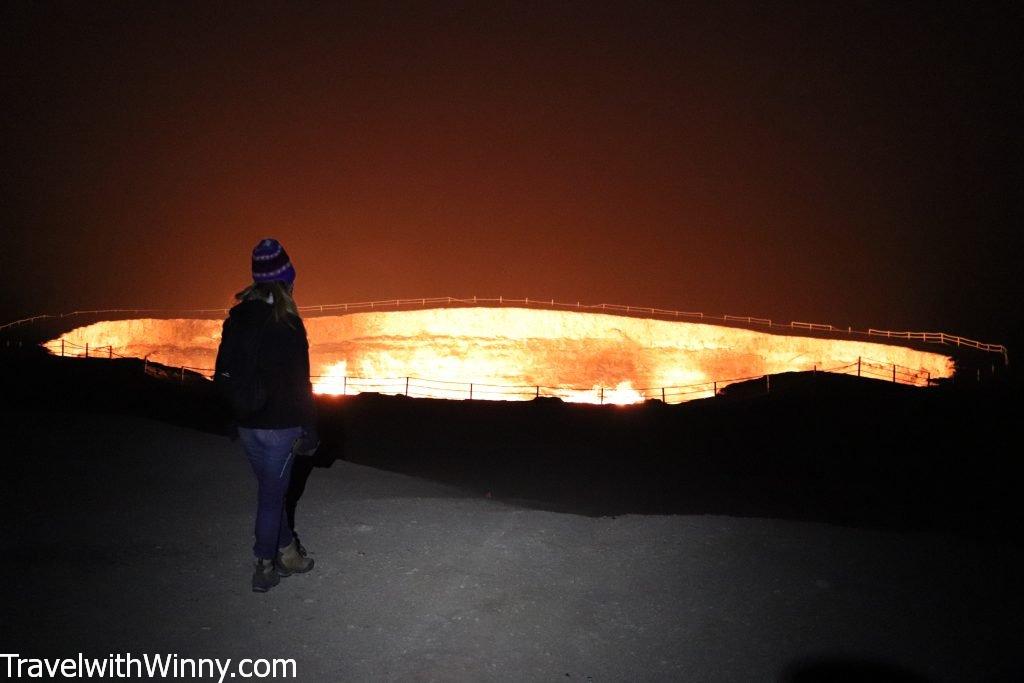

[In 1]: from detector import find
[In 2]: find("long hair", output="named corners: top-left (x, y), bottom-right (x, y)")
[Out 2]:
top-left (235, 281), bottom-right (300, 327)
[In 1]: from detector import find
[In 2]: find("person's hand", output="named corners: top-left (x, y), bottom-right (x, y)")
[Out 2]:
top-left (292, 427), bottom-right (320, 457)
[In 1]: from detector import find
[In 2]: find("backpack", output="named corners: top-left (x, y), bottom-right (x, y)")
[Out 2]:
top-left (214, 312), bottom-right (271, 421)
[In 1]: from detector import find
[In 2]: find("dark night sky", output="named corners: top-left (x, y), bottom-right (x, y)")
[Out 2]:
top-left (2, 2), bottom-right (1020, 345)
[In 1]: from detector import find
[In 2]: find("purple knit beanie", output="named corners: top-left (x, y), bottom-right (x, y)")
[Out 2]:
top-left (251, 238), bottom-right (296, 284)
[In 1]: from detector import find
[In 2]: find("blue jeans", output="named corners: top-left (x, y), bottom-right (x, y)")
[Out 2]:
top-left (238, 427), bottom-right (303, 559)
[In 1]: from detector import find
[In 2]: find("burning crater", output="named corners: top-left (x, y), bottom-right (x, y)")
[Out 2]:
top-left (46, 307), bottom-right (954, 403)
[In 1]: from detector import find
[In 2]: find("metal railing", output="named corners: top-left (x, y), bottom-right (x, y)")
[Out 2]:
top-left (38, 338), bottom-right (935, 404)
top-left (2, 295), bottom-right (1008, 363)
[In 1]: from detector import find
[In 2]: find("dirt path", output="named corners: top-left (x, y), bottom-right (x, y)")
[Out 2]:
top-left (3, 411), bottom-right (1022, 681)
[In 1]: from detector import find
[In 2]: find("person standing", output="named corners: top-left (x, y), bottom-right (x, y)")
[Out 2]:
top-left (216, 238), bottom-right (320, 592)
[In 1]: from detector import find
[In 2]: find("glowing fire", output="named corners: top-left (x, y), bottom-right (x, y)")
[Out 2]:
top-left (45, 307), bottom-right (954, 404)
top-left (315, 360), bottom-right (349, 396)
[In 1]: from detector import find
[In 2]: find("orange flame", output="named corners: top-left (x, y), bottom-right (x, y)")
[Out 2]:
top-left (46, 307), bottom-right (954, 404)
top-left (313, 360), bottom-right (349, 396)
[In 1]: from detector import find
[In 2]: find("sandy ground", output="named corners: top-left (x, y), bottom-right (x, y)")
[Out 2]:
top-left (3, 410), bottom-right (1022, 682)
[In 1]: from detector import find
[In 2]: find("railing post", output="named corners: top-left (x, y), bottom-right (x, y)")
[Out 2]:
top-left (343, 376), bottom-right (347, 395)
top-left (85, 343), bottom-right (89, 358)
top-left (469, 383), bottom-right (473, 400)
top-left (405, 377), bottom-right (409, 396)
top-left (713, 381), bottom-right (717, 397)
top-left (661, 387), bottom-right (666, 402)
top-left (892, 364), bottom-right (896, 382)
top-left (535, 385), bottom-right (540, 398)
top-left (600, 386), bottom-right (604, 404)
top-left (109, 346), bottom-right (112, 359)
top-left (857, 357), bottom-right (862, 377)
top-left (61, 339), bottom-right (64, 357)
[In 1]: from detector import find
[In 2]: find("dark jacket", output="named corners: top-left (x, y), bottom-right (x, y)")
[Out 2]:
top-left (219, 297), bottom-right (317, 431)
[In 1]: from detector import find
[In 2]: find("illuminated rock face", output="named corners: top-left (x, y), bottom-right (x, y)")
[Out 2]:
top-left (49, 307), bottom-right (954, 404)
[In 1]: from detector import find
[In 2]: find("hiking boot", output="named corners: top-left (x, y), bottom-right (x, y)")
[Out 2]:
top-left (292, 531), bottom-right (309, 557)
top-left (252, 558), bottom-right (280, 593)
top-left (275, 538), bottom-right (314, 576)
